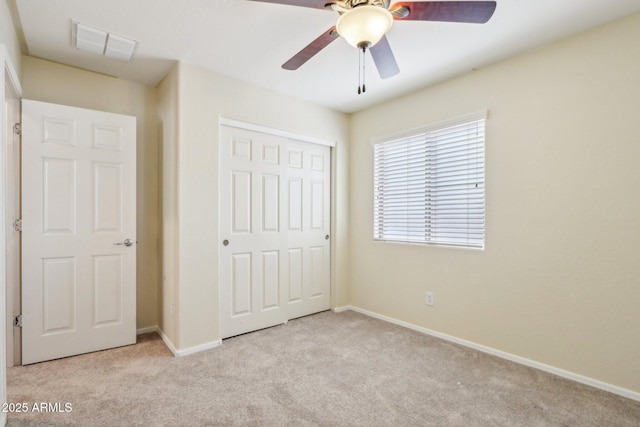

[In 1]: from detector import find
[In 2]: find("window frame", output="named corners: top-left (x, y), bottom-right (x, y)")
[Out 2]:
top-left (371, 110), bottom-right (487, 249)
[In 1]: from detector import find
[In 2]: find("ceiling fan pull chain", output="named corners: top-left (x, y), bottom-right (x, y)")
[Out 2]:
top-left (357, 46), bottom-right (367, 95)
top-left (357, 48), bottom-right (362, 94)
top-left (362, 46), bottom-right (367, 93)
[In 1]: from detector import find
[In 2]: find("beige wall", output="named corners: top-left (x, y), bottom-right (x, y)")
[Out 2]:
top-left (156, 65), bottom-right (179, 345)
top-left (21, 56), bottom-right (161, 331)
top-left (167, 62), bottom-right (350, 349)
top-left (349, 13), bottom-right (640, 393)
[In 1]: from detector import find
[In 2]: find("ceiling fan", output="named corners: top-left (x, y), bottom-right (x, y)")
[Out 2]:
top-left (249, 0), bottom-right (497, 82)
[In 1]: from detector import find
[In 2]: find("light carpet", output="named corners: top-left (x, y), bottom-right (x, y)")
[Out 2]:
top-left (6, 310), bottom-right (640, 426)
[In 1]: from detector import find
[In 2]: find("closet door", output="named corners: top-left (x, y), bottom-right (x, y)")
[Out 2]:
top-left (219, 125), bottom-right (330, 339)
top-left (284, 139), bottom-right (330, 320)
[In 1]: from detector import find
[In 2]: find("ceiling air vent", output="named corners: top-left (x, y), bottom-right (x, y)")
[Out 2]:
top-left (72, 21), bottom-right (137, 62)
top-left (104, 34), bottom-right (137, 62)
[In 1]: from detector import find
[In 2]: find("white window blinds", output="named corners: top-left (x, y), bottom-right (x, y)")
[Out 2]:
top-left (373, 115), bottom-right (485, 248)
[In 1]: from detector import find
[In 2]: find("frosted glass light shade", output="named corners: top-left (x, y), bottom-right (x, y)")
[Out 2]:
top-left (336, 5), bottom-right (393, 49)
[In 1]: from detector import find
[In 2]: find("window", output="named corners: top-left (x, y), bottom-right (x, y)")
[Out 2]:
top-left (373, 112), bottom-right (485, 248)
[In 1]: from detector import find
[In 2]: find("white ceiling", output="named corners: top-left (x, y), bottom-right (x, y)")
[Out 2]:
top-left (14, 0), bottom-right (640, 113)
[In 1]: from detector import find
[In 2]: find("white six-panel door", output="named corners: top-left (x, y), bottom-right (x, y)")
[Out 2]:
top-left (21, 100), bottom-right (136, 364)
top-left (285, 138), bottom-right (331, 320)
top-left (220, 125), bottom-right (330, 338)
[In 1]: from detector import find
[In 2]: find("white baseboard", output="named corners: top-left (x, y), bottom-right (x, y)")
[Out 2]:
top-left (136, 326), bottom-right (178, 356)
top-left (156, 329), bottom-right (179, 356)
top-left (137, 326), bottom-right (222, 357)
top-left (136, 326), bottom-right (160, 335)
top-left (156, 329), bottom-right (222, 357)
top-left (173, 339), bottom-right (223, 357)
top-left (338, 305), bottom-right (640, 402)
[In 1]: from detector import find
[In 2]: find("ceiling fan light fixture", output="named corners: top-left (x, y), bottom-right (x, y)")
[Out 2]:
top-left (336, 5), bottom-right (393, 49)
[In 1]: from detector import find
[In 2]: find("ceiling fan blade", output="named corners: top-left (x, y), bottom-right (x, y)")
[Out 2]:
top-left (370, 36), bottom-right (400, 79)
top-left (248, 0), bottom-right (334, 10)
top-left (282, 27), bottom-right (339, 70)
top-left (390, 1), bottom-right (496, 23)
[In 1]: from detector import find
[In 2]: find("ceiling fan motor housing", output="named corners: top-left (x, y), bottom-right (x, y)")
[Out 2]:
top-left (344, 0), bottom-right (390, 9)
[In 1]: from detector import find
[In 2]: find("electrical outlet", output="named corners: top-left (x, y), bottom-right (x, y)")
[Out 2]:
top-left (426, 292), bottom-right (434, 306)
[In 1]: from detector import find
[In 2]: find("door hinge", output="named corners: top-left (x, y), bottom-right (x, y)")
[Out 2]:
top-left (14, 315), bottom-right (22, 328)
top-left (13, 218), bottom-right (22, 232)
top-left (13, 123), bottom-right (21, 136)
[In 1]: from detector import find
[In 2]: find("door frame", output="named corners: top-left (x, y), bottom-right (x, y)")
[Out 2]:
top-left (1, 46), bottom-right (23, 427)
top-left (2, 45), bottom-right (23, 370)
top-left (217, 117), bottom-right (336, 338)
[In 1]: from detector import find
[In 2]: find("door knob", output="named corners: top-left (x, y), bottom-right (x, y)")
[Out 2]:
top-left (325, 235), bottom-right (330, 240)
top-left (223, 239), bottom-right (229, 246)
top-left (114, 238), bottom-right (135, 247)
